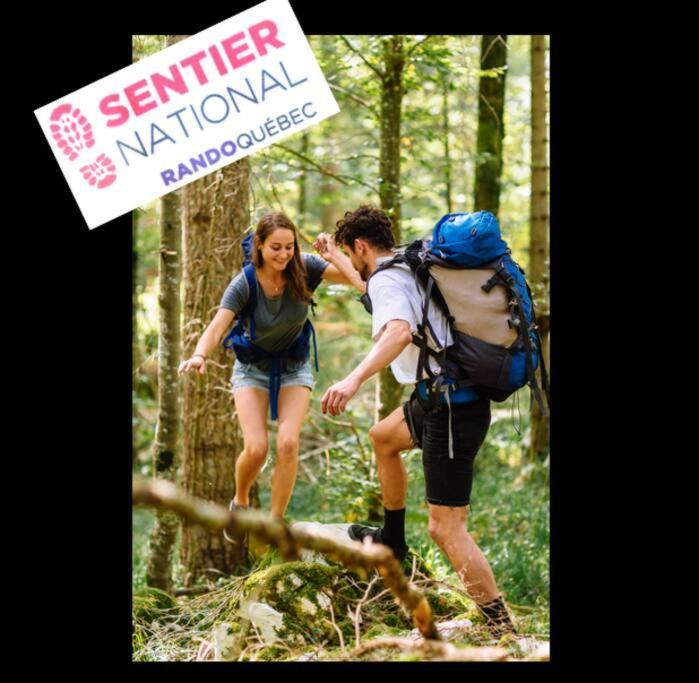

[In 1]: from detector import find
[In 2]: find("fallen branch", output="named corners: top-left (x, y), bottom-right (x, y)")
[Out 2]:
top-left (173, 586), bottom-right (214, 597)
top-left (350, 637), bottom-right (509, 661)
top-left (353, 575), bottom-right (379, 649)
top-left (325, 601), bottom-right (347, 656)
top-left (133, 479), bottom-right (439, 640)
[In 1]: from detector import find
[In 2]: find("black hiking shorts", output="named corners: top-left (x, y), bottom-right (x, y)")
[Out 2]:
top-left (403, 390), bottom-right (491, 507)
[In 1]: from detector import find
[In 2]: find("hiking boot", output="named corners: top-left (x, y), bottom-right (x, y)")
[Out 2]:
top-left (347, 524), bottom-right (409, 562)
top-left (223, 500), bottom-right (249, 544)
top-left (475, 596), bottom-right (517, 638)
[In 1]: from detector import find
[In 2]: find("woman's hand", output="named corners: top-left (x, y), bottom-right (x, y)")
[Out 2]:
top-left (316, 232), bottom-right (367, 294)
top-left (178, 355), bottom-right (207, 375)
top-left (313, 233), bottom-right (340, 262)
top-left (178, 309), bottom-right (235, 376)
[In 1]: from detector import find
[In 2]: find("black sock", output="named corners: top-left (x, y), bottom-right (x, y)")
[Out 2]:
top-left (382, 507), bottom-right (406, 549)
top-left (476, 596), bottom-right (517, 635)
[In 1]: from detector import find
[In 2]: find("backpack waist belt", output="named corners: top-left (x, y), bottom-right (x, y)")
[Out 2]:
top-left (416, 379), bottom-right (479, 405)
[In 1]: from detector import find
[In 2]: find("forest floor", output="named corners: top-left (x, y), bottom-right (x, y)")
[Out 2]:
top-left (132, 402), bottom-right (550, 662)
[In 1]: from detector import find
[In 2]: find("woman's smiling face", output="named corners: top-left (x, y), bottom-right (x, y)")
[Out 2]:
top-left (259, 227), bottom-right (295, 271)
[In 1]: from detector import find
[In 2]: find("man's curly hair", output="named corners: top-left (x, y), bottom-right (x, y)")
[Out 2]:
top-left (333, 205), bottom-right (395, 251)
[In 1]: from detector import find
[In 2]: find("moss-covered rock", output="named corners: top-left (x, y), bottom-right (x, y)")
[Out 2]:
top-left (424, 586), bottom-right (470, 617)
top-left (133, 586), bottom-right (177, 622)
top-left (240, 561), bottom-right (361, 646)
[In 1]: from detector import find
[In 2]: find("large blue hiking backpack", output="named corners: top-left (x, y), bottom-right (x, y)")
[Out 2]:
top-left (362, 211), bottom-right (550, 415)
top-left (221, 233), bottom-right (319, 421)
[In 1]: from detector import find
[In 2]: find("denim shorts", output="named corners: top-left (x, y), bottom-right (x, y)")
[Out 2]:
top-left (230, 358), bottom-right (315, 393)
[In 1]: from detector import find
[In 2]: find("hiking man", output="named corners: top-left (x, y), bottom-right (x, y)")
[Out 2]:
top-left (318, 204), bottom-right (518, 637)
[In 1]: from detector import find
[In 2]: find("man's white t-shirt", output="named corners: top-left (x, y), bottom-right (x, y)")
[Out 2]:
top-left (369, 255), bottom-right (453, 384)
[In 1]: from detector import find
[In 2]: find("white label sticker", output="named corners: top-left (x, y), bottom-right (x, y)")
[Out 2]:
top-left (34, 0), bottom-right (339, 229)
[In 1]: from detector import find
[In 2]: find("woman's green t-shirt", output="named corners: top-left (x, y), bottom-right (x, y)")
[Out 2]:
top-left (219, 253), bottom-right (328, 354)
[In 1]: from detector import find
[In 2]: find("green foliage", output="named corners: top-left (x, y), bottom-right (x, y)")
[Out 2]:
top-left (132, 507), bottom-right (154, 591)
top-left (321, 443), bottom-right (382, 525)
top-left (133, 586), bottom-right (177, 622)
top-left (132, 35), bottom-right (165, 62)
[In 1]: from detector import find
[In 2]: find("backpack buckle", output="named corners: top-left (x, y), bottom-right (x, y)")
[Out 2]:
top-left (428, 376), bottom-right (445, 407)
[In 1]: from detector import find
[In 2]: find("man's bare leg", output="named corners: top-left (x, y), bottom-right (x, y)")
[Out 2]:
top-left (428, 503), bottom-right (515, 634)
top-left (348, 406), bottom-right (415, 556)
top-left (427, 503), bottom-right (499, 603)
top-left (368, 405), bottom-right (414, 509)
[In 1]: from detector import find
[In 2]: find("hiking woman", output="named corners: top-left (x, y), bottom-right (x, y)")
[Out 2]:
top-left (178, 212), bottom-right (364, 522)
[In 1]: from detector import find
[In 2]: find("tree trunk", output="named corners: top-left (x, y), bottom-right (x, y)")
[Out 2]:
top-left (297, 131), bottom-right (309, 226)
top-left (144, 34), bottom-right (187, 592)
top-left (320, 161), bottom-right (342, 231)
top-left (442, 79), bottom-right (453, 214)
top-left (180, 158), bottom-right (251, 585)
top-left (145, 189), bottom-right (182, 592)
top-left (474, 35), bottom-right (508, 217)
top-left (132, 209), bottom-right (141, 468)
top-left (318, 36), bottom-right (341, 233)
top-left (377, 35), bottom-right (406, 420)
top-left (132, 210), bottom-right (141, 376)
top-left (528, 35), bottom-right (550, 460)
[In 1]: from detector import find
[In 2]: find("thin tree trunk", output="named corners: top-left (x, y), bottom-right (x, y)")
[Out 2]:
top-left (144, 34), bottom-right (187, 592)
top-left (132, 210), bottom-right (141, 375)
top-left (297, 131), bottom-right (309, 225)
top-left (145, 189), bottom-right (182, 592)
top-left (442, 79), bottom-right (453, 214)
top-left (528, 35), bottom-right (550, 460)
top-left (321, 161), bottom-right (341, 231)
top-left (180, 158), bottom-right (251, 585)
top-left (133, 210), bottom-right (139, 467)
top-left (318, 36), bottom-right (341, 234)
top-left (474, 35), bottom-right (508, 217)
top-left (377, 35), bottom-right (406, 420)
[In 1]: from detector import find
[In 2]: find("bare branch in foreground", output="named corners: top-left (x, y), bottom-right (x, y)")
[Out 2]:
top-left (133, 479), bottom-right (439, 640)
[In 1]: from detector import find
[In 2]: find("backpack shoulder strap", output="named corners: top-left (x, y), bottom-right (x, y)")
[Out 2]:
top-left (240, 263), bottom-right (258, 339)
top-left (359, 252), bottom-right (408, 314)
top-left (222, 263), bottom-right (259, 350)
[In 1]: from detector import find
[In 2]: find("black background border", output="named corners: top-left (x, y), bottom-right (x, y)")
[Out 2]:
top-left (22, 3), bottom-right (601, 671)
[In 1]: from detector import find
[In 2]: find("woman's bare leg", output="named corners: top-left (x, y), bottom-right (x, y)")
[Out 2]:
top-left (232, 387), bottom-right (270, 506)
top-left (270, 385), bottom-right (311, 518)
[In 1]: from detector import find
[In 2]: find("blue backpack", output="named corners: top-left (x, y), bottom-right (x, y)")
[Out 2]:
top-left (222, 233), bottom-right (319, 420)
top-left (363, 211), bottom-right (550, 415)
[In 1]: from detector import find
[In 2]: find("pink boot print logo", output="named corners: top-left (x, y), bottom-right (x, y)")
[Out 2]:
top-left (49, 103), bottom-right (116, 189)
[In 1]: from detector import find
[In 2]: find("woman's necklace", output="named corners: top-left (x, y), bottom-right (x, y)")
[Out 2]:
top-left (258, 269), bottom-right (285, 296)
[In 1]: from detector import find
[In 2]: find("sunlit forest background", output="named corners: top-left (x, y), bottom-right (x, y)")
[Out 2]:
top-left (132, 34), bottom-right (550, 662)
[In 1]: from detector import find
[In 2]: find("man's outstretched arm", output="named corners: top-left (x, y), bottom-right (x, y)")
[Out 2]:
top-left (321, 319), bottom-right (413, 416)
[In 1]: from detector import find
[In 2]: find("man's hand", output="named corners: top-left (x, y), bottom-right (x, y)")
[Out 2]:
top-left (313, 232), bottom-right (340, 262)
top-left (321, 375), bottom-right (361, 416)
top-left (321, 321), bottom-right (412, 415)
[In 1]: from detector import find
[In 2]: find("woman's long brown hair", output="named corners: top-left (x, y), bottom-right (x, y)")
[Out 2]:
top-left (252, 212), bottom-right (312, 304)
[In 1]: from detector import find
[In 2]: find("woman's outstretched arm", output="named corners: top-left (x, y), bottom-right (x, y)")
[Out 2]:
top-left (178, 308), bottom-right (236, 374)
top-left (313, 233), bottom-right (367, 293)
